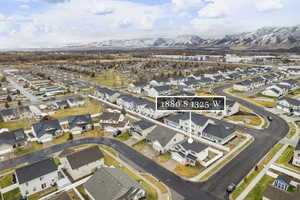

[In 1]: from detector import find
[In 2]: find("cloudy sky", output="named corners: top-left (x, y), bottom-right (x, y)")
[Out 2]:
top-left (0, 0), bottom-right (299, 48)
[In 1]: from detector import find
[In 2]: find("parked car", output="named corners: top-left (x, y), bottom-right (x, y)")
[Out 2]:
top-left (113, 130), bottom-right (122, 137)
top-left (226, 183), bottom-right (236, 193)
top-left (267, 116), bottom-right (273, 121)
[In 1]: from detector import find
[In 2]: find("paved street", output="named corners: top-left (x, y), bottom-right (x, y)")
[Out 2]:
top-left (0, 83), bottom-right (290, 200)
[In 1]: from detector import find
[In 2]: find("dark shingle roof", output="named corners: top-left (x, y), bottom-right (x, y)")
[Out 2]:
top-left (180, 139), bottom-right (208, 153)
top-left (279, 97), bottom-right (300, 106)
top-left (15, 158), bottom-right (57, 184)
top-left (146, 125), bottom-right (179, 147)
top-left (296, 139), bottom-right (300, 151)
top-left (100, 112), bottom-right (122, 121)
top-left (0, 129), bottom-right (26, 145)
top-left (132, 120), bottom-right (156, 130)
top-left (203, 123), bottom-right (236, 139)
top-left (68, 114), bottom-right (92, 129)
top-left (66, 146), bottom-right (104, 170)
top-left (32, 119), bottom-right (62, 138)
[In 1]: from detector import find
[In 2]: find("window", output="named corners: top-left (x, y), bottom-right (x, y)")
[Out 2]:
top-left (41, 183), bottom-right (47, 189)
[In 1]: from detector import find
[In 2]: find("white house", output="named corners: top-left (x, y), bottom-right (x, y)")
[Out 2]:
top-left (171, 139), bottom-right (209, 166)
top-left (146, 125), bottom-right (184, 154)
top-left (68, 114), bottom-right (93, 135)
top-left (0, 129), bottom-right (27, 156)
top-left (277, 97), bottom-right (300, 115)
top-left (60, 146), bottom-right (104, 180)
top-left (127, 82), bottom-right (148, 94)
top-left (15, 158), bottom-right (59, 197)
top-left (130, 120), bottom-right (157, 140)
top-left (31, 119), bottom-right (64, 143)
top-left (145, 85), bottom-right (172, 98)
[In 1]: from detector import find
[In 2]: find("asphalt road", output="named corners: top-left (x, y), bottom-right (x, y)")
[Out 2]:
top-left (0, 84), bottom-right (289, 200)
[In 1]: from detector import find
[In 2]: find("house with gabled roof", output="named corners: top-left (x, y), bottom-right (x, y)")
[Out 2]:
top-left (146, 125), bottom-right (184, 154)
top-left (145, 85), bottom-right (172, 97)
top-left (127, 82), bottom-right (148, 94)
top-left (170, 139), bottom-right (209, 166)
top-left (32, 119), bottom-right (63, 143)
top-left (84, 167), bottom-right (146, 200)
top-left (277, 97), bottom-right (300, 115)
top-left (0, 108), bottom-right (17, 122)
top-left (0, 129), bottom-right (27, 155)
top-left (66, 95), bottom-right (85, 107)
top-left (15, 158), bottom-right (59, 197)
top-left (130, 120), bottom-right (157, 139)
top-left (60, 146), bottom-right (104, 180)
top-left (202, 123), bottom-right (237, 144)
top-left (68, 114), bottom-right (93, 135)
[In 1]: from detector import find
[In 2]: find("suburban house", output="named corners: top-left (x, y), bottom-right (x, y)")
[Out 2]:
top-left (84, 167), bottom-right (146, 200)
top-left (277, 97), bottom-right (300, 115)
top-left (164, 113), bottom-right (214, 138)
top-left (94, 87), bottom-right (120, 102)
top-left (55, 100), bottom-right (70, 109)
top-left (279, 79), bottom-right (298, 90)
top-left (127, 82), bottom-right (148, 94)
top-left (202, 123), bottom-right (237, 144)
top-left (170, 139), bottom-right (209, 166)
top-left (130, 120), bottom-right (157, 139)
top-left (146, 125), bottom-right (184, 154)
top-left (170, 91), bottom-right (195, 96)
top-left (32, 119), bottom-right (64, 143)
top-left (66, 95), bottom-right (85, 107)
top-left (292, 139), bottom-right (300, 167)
top-left (145, 85), bottom-right (172, 97)
top-left (15, 158), bottom-right (59, 197)
top-left (68, 114), bottom-right (93, 135)
top-left (273, 175), bottom-right (291, 191)
top-left (0, 108), bottom-right (17, 122)
top-left (0, 129), bottom-right (27, 155)
top-left (262, 87), bottom-right (284, 97)
top-left (99, 112), bottom-right (124, 125)
top-left (60, 146), bottom-right (104, 180)
top-left (233, 80), bottom-right (253, 91)
top-left (16, 105), bottom-right (34, 120)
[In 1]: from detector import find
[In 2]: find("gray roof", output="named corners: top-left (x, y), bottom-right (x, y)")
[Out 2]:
top-left (170, 91), bottom-right (195, 96)
top-left (165, 113), bottom-right (210, 127)
top-left (179, 139), bottom-right (208, 153)
top-left (68, 114), bottom-right (92, 129)
top-left (131, 82), bottom-right (147, 87)
top-left (32, 119), bottom-right (62, 138)
top-left (100, 112), bottom-right (122, 121)
top-left (15, 158), bottom-right (57, 184)
top-left (0, 108), bottom-right (14, 116)
top-left (66, 146), bottom-right (104, 170)
top-left (152, 85), bottom-right (172, 92)
top-left (277, 175), bottom-right (291, 185)
top-left (84, 167), bottom-right (143, 200)
top-left (146, 125), bottom-right (179, 147)
top-left (203, 123), bottom-right (236, 139)
top-left (132, 120), bottom-right (156, 131)
top-left (0, 129), bottom-right (27, 145)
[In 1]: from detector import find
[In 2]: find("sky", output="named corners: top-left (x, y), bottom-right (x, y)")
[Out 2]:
top-left (0, 0), bottom-right (299, 48)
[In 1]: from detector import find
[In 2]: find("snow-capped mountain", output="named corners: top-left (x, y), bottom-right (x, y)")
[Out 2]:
top-left (64, 25), bottom-right (300, 49)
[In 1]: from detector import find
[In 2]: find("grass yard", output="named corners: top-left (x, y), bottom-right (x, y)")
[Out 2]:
top-left (117, 130), bottom-right (131, 141)
top-left (2, 188), bottom-right (21, 200)
top-left (276, 146), bottom-right (300, 172)
top-left (0, 119), bottom-right (36, 130)
top-left (174, 164), bottom-right (204, 178)
top-left (285, 88), bottom-right (300, 98)
top-left (248, 99), bottom-right (277, 108)
top-left (88, 70), bottom-right (132, 88)
top-left (141, 174), bottom-right (168, 194)
top-left (286, 122), bottom-right (297, 139)
top-left (239, 105), bottom-right (253, 113)
top-left (50, 100), bottom-right (103, 118)
top-left (226, 115), bottom-right (262, 127)
top-left (231, 143), bottom-right (284, 199)
top-left (225, 88), bottom-right (246, 94)
top-left (245, 175), bottom-right (274, 200)
top-left (0, 173), bottom-right (14, 189)
top-left (99, 145), bottom-right (118, 157)
top-left (156, 152), bottom-right (171, 163)
top-left (28, 187), bottom-right (56, 200)
top-left (14, 142), bottom-right (43, 156)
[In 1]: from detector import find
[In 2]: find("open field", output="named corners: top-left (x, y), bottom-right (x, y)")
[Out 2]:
top-left (245, 175), bottom-right (274, 200)
top-left (0, 119), bottom-right (36, 131)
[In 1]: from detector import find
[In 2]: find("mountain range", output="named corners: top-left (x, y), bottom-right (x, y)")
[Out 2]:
top-left (65, 25), bottom-right (300, 50)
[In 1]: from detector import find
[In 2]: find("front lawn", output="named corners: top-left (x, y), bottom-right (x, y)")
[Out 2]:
top-left (14, 142), bottom-right (43, 157)
top-left (245, 175), bottom-right (274, 200)
top-left (248, 99), bottom-right (277, 108)
top-left (286, 122), bottom-right (297, 139)
top-left (117, 130), bottom-right (131, 141)
top-left (226, 115), bottom-right (262, 127)
top-left (276, 146), bottom-right (300, 172)
top-left (0, 173), bottom-right (14, 189)
top-left (0, 119), bottom-right (36, 130)
top-left (174, 164), bottom-right (204, 178)
top-left (2, 188), bottom-right (21, 200)
top-left (50, 100), bottom-right (103, 118)
top-left (156, 152), bottom-right (171, 163)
